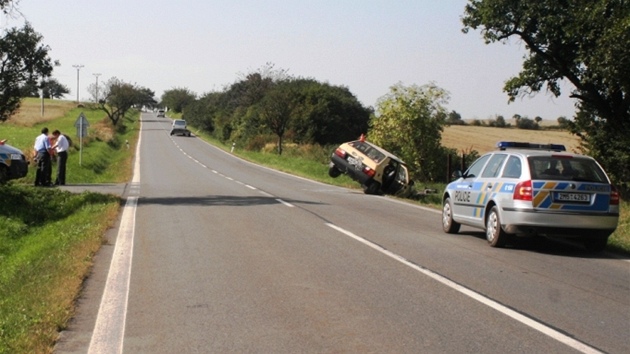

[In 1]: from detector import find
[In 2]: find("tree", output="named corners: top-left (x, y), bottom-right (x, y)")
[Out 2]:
top-left (95, 77), bottom-right (154, 126)
top-left (369, 82), bottom-right (449, 181)
top-left (43, 78), bottom-right (70, 99)
top-left (447, 110), bottom-right (464, 125)
top-left (462, 0), bottom-right (630, 183)
top-left (258, 81), bottom-right (297, 155)
top-left (289, 79), bottom-right (371, 145)
top-left (160, 87), bottom-right (196, 113)
top-left (0, 23), bottom-right (55, 122)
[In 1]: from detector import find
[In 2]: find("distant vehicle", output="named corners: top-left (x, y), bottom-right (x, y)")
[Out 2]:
top-left (328, 136), bottom-right (414, 197)
top-left (157, 110), bottom-right (165, 117)
top-left (170, 119), bottom-right (191, 137)
top-left (0, 140), bottom-right (28, 184)
top-left (442, 141), bottom-right (620, 252)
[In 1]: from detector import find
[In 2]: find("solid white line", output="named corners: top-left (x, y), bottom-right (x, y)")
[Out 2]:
top-left (325, 223), bottom-right (604, 354)
top-left (88, 117), bottom-right (142, 354)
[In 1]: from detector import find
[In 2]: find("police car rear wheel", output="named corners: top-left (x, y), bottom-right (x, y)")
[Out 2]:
top-left (486, 206), bottom-right (508, 247)
top-left (442, 197), bottom-right (460, 234)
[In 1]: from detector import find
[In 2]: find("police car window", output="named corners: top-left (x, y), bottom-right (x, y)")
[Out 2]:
top-left (528, 156), bottom-right (607, 182)
top-left (464, 154), bottom-right (490, 178)
top-left (501, 156), bottom-right (522, 178)
top-left (481, 154), bottom-right (507, 178)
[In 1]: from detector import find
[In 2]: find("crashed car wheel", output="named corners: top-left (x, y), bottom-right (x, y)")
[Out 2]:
top-left (364, 181), bottom-right (381, 195)
top-left (328, 165), bottom-right (341, 178)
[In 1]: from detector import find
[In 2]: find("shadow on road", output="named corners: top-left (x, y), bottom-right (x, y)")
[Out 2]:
top-left (137, 194), bottom-right (326, 207)
top-left (456, 231), bottom-right (629, 260)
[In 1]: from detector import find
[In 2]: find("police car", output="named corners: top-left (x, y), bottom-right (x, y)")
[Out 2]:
top-left (442, 141), bottom-right (619, 252)
top-left (0, 140), bottom-right (28, 184)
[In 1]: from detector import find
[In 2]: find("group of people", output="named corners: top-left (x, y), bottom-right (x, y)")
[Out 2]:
top-left (33, 127), bottom-right (69, 187)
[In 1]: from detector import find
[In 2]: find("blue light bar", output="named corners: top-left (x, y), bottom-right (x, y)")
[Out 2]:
top-left (497, 141), bottom-right (566, 151)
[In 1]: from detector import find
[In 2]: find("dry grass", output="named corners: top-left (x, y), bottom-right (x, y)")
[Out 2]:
top-left (442, 125), bottom-right (581, 155)
top-left (8, 98), bottom-right (77, 127)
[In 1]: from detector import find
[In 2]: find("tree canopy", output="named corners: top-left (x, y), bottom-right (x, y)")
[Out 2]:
top-left (0, 23), bottom-right (55, 122)
top-left (369, 82), bottom-right (450, 181)
top-left (462, 0), bottom-right (630, 183)
top-left (160, 87), bottom-right (197, 113)
top-left (93, 77), bottom-right (156, 126)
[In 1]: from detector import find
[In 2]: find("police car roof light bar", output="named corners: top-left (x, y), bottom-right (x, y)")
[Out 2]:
top-left (497, 141), bottom-right (566, 151)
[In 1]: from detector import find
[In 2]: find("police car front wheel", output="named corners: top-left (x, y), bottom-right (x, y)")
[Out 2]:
top-left (442, 197), bottom-right (460, 234)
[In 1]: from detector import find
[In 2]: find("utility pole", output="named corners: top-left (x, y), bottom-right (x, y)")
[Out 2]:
top-left (72, 64), bottom-right (84, 103)
top-left (93, 73), bottom-right (101, 102)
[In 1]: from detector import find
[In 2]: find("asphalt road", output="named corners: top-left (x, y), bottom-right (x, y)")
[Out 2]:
top-left (55, 112), bottom-right (630, 353)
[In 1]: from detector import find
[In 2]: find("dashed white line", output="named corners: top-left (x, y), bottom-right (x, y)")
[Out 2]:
top-left (276, 199), bottom-right (294, 208)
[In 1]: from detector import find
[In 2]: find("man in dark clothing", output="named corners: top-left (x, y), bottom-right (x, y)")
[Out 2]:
top-left (33, 127), bottom-right (53, 186)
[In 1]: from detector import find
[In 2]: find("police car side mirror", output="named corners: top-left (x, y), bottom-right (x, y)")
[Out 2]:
top-left (452, 170), bottom-right (463, 179)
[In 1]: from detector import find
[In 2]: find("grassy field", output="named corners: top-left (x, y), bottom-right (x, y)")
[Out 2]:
top-left (0, 99), bottom-right (138, 353)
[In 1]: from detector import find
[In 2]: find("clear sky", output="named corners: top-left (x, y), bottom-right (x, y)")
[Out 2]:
top-left (8, 0), bottom-right (577, 121)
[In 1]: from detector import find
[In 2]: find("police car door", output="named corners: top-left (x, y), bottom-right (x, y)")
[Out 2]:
top-left (471, 153), bottom-right (508, 227)
top-left (452, 154), bottom-right (491, 225)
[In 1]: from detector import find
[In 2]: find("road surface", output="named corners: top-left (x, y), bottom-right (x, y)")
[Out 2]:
top-left (55, 112), bottom-right (630, 353)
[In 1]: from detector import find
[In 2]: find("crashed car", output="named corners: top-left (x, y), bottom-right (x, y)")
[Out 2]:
top-left (329, 136), bottom-right (414, 196)
top-left (0, 140), bottom-right (28, 184)
top-left (170, 119), bottom-right (191, 137)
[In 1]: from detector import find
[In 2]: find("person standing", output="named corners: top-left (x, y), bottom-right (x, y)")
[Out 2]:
top-left (51, 130), bottom-right (69, 185)
top-left (33, 127), bottom-right (53, 186)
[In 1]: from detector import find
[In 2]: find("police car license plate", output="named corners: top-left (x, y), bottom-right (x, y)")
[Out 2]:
top-left (10, 154), bottom-right (21, 160)
top-left (556, 192), bottom-right (590, 202)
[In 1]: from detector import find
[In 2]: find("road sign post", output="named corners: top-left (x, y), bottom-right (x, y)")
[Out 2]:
top-left (74, 112), bottom-right (90, 165)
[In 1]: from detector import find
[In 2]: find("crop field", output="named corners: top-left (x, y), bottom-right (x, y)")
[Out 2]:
top-left (442, 125), bottom-right (581, 154)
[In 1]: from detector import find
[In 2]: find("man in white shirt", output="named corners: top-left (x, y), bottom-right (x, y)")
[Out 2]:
top-left (33, 127), bottom-right (52, 186)
top-left (51, 130), bottom-right (69, 185)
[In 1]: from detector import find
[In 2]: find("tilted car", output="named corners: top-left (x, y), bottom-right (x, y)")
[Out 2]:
top-left (328, 137), bottom-right (414, 197)
top-left (442, 141), bottom-right (620, 252)
top-left (0, 140), bottom-right (28, 184)
top-left (170, 119), bottom-right (191, 137)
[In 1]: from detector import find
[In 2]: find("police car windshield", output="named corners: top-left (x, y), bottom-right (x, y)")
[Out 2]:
top-left (528, 156), bottom-right (608, 182)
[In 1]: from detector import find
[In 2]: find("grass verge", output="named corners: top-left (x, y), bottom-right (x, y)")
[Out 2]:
top-left (0, 187), bottom-right (120, 353)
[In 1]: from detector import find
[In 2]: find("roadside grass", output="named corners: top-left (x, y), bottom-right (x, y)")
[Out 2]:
top-left (0, 100), bottom-right (138, 353)
top-left (190, 128), bottom-right (629, 255)
top-left (0, 187), bottom-right (120, 354)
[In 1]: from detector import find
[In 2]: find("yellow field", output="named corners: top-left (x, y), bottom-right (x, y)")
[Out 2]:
top-left (442, 125), bottom-right (581, 154)
top-left (8, 97), bottom-right (77, 126)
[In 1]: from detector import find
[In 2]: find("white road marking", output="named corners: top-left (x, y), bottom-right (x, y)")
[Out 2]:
top-left (325, 223), bottom-right (604, 354)
top-left (276, 198), bottom-right (294, 208)
top-left (245, 184), bottom-right (256, 190)
top-left (88, 120), bottom-right (142, 354)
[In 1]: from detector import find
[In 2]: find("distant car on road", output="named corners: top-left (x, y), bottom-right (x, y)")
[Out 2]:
top-left (157, 109), bottom-right (165, 117)
top-left (170, 119), bottom-right (191, 137)
top-left (442, 141), bottom-right (620, 252)
top-left (0, 140), bottom-right (28, 184)
top-left (328, 136), bottom-right (414, 197)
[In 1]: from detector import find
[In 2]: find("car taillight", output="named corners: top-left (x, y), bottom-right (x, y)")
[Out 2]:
top-left (334, 148), bottom-right (347, 158)
top-left (610, 185), bottom-right (620, 205)
top-left (363, 166), bottom-right (375, 177)
top-left (513, 180), bottom-right (533, 201)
